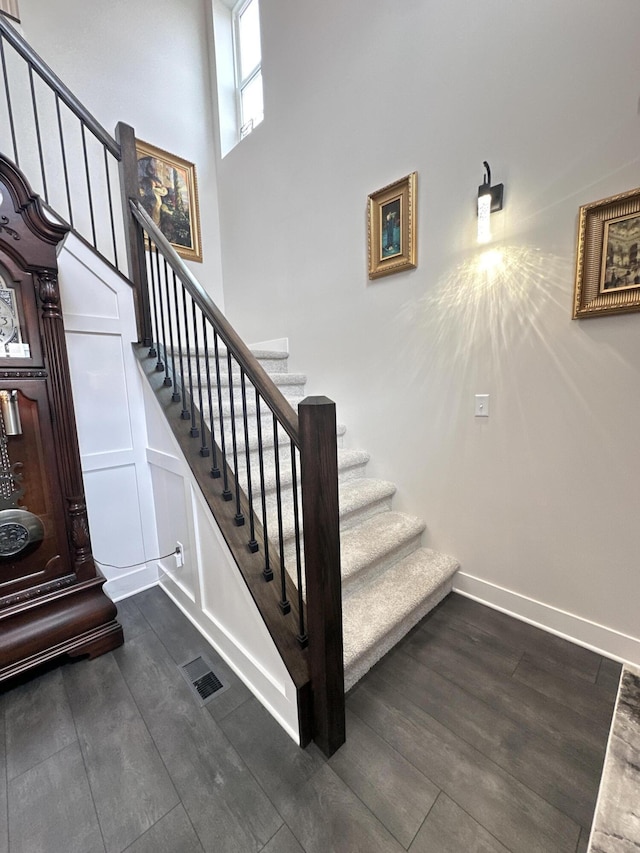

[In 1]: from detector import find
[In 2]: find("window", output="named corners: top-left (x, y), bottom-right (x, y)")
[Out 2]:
top-left (233, 0), bottom-right (263, 138)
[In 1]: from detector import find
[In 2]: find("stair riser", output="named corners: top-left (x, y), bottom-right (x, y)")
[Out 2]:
top-left (185, 353), bottom-right (290, 375)
top-left (175, 384), bottom-right (305, 413)
top-left (234, 456), bottom-right (368, 503)
top-left (342, 531), bottom-right (424, 597)
top-left (343, 580), bottom-right (454, 692)
top-left (182, 360), bottom-right (305, 391)
top-left (274, 492), bottom-right (395, 568)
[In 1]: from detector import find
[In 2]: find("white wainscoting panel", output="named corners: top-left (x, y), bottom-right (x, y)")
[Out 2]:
top-left (58, 233), bottom-right (160, 600)
top-left (140, 371), bottom-right (301, 742)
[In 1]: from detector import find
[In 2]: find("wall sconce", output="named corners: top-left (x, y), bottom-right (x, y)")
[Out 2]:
top-left (477, 161), bottom-right (504, 244)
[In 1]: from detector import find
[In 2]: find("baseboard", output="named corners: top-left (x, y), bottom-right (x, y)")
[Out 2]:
top-left (453, 572), bottom-right (640, 666)
top-left (103, 564), bottom-right (160, 602)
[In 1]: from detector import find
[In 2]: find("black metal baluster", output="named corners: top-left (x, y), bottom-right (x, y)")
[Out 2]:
top-left (0, 38), bottom-right (19, 165)
top-left (255, 391), bottom-right (272, 581)
top-left (55, 94), bottom-right (73, 227)
top-left (240, 369), bottom-right (258, 552)
top-left (290, 445), bottom-right (307, 646)
top-left (273, 416), bottom-right (290, 614)
top-left (28, 65), bottom-right (48, 202)
top-left (202, 316), bottom-right (220, 478)
top-left (191, 301), bottom-right (208, 456)
top-left (103, 145), bottom-right (118, 267)
top-left (152, 243), bottom-right (168, 375)
top-left (163, 260), bottom-right (178, 391)
top-left (226, 352), bottom-right (244, 526)
top-left (213, 332), bottom-right (231, 501)
top-left (171, 271), bottom-right (187, 409)
top-left (181, 289), bottom-right (198, 435)
top-left (145, 241), bottom-right (158, 359)
top-left (81, 123), bottom-right (97, 248)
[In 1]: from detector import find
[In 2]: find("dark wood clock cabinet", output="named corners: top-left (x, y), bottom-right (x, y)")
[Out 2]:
top-left (0, 155), bottom-right (123, 682)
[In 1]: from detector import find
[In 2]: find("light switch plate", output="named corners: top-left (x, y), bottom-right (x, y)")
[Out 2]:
top-left (475, 394), bottom-right (489, 417)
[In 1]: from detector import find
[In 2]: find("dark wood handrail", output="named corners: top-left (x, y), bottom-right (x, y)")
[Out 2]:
top-left (129, 199), bottom-right (300, 444)
top-left (0, 16), bottom-right (121, 159)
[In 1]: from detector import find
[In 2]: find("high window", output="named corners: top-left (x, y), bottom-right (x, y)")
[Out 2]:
top-left (233, 0), bottom-right (263, 139)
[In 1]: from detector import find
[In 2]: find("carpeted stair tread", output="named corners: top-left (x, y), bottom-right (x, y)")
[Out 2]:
top-left (188, 368), bottom-right (307, 389)
top-left (197, 416), bottom-right (346, 457)
top-left (336, 478), bottom-right (396, 527)
top-left (340, 511), bottom-right (425, 587)
top-left (342, 548), bottom-right (459, 691)
top-left (237, 447), bottom-right (370, 493)
top-left (267, 477), bottom-right (396, 545)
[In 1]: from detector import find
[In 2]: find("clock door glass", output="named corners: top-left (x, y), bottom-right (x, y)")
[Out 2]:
top-left (0, 387), bottom-right (69, 597)
top-left (0, 270), bottom-right (29, 359)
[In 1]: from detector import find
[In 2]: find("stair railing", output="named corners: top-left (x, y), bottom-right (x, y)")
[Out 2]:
top-left (0, 14), bottom-right (346, 755)
top-left (129, 200), bottom-right (345, 755)
top-left (0, 15), bottom-right (127, 274)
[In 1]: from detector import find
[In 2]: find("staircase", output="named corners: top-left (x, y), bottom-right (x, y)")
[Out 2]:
top-left (0, 13), bottom-right (459, 752)
top-left (230, 348), bottom-right (459, 691)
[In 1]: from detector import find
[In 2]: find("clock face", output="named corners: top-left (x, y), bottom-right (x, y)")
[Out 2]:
top-left (0, 281), bottom-right (20, 350)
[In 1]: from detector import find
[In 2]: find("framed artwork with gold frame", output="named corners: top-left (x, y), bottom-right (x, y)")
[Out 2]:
top-left (135, 139), bottom-right (202, 263)
top-left (367, 172), bottom-right (417, 280)
top-left (0, 1), bottom-right (20, 22)
top-left (573, 186), bottom-right (640, 318)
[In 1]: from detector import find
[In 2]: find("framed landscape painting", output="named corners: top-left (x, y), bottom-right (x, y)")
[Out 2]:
top-left (573, 186), bottom-right (640, 318)
top-left (367, 172), bottom-right (417, 279)
top-left (135, 139), bottom-right (202, 263)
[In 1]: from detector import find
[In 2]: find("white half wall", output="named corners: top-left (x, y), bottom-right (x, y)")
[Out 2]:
top-left (139, 365), bottom-right (301, 742)
top-left (213, 0), bottom-right (640, 665)
top-left (58, 233), bottom-right (160, 600)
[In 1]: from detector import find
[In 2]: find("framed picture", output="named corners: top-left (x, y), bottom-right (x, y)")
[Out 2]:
top-left (573, 186), bottom-right (640, 318)
top-left (0, 1), bottom-right (20, 22)
top-left (135, 139), bottom-right (202, 263)
top-left (367, 172), bottom-right (417, 279)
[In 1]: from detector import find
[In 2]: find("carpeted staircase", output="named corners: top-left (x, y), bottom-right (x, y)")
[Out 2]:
top-left (201, 347), bottom-right (459, 691)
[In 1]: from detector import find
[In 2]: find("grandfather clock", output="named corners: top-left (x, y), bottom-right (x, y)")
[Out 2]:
top-left (0, 155), bottom-right (123, 681)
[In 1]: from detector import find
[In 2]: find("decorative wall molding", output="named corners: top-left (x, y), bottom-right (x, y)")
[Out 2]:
top-left (58, 233), bottom-right (160, 601)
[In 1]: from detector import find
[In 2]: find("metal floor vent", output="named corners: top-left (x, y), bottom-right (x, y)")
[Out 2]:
top-left (180, 655), bottom-right (230, 706)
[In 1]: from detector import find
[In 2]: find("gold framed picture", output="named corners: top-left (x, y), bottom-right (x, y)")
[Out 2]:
top-left (135, 139), bottom-right (202, 263)
top-left (367, 172), bottom-right (417, 280)
top-left (573, 186), bottom-right (640, 318)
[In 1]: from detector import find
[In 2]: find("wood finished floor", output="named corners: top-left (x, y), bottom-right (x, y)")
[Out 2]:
top-left (0, 588), bottom-right (620, 853)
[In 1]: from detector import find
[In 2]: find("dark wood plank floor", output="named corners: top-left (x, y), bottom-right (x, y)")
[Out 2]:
top-left (0, 589), bottom-right (620, 853)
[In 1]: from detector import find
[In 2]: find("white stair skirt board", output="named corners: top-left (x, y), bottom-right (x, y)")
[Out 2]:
top-left (242, 349), bottom-right (459, 691)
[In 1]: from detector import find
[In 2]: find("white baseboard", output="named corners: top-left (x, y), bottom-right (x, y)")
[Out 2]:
top-left (104, 564), bottom-right (160, 602)
top-left (453, 572), bottom-right (640, 666)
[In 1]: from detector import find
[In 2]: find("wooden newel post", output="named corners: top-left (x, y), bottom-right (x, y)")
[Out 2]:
top-left (115, 121), bottom-right (151, 346)
top-left (299, 396), bottom-right (345, 757)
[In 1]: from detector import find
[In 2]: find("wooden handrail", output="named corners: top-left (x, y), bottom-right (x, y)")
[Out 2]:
top-left (0, 16), bottom-right (121, 158)
top-left (129, 199), bottom-right (300, 444)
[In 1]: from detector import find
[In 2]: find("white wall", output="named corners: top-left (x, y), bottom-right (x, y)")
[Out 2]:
top-left (213, 0), bottom-right (640, 662)
top-left (58, 233), bottom-right (160, 600)
top-left (18, 0), bottom-right (225, 309)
